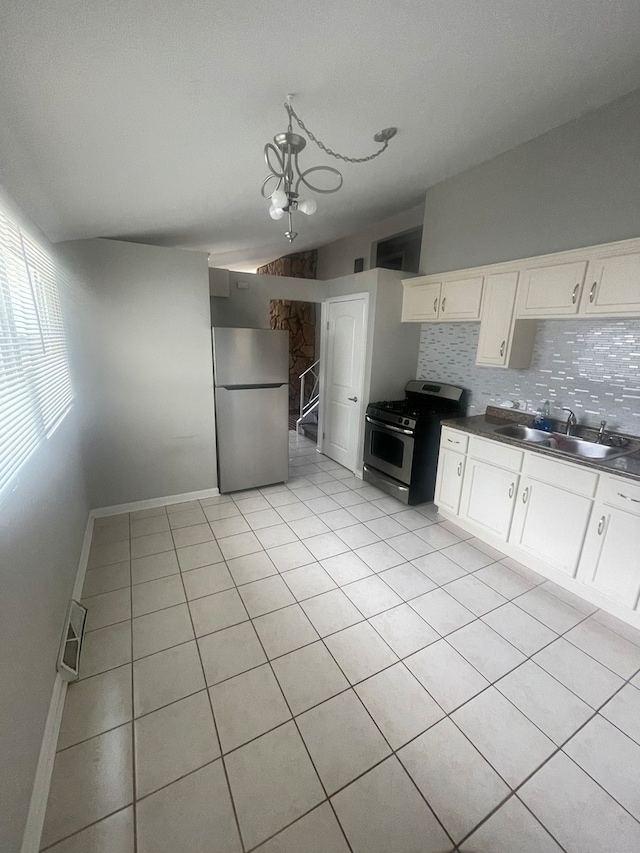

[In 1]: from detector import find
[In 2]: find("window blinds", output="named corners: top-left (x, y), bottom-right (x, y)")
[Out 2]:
top-left (0, 207), bottom-right (73, 490)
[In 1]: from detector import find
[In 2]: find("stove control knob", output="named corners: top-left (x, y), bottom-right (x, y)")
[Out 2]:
top-left (404, 419), bottom-right (410, 426)
top-left (397, 417), bottom-right (403, 424)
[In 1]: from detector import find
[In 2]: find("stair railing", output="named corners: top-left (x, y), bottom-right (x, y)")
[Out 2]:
top-left (296, 359), bottom-right (320, 433)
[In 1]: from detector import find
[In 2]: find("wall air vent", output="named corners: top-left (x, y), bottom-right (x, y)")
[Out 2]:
top-left (56, 600), bottom-right (87, 682)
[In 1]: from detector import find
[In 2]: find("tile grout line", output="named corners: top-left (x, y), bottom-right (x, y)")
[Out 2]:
top-left (72, 446), bottom-right (640, 851)
top-left (167, 522), bottom-right (248, 853)
top-left (127, 512), bottom-right (139, 853)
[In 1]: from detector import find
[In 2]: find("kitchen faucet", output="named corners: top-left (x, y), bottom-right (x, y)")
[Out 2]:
top-left (597, 420), bottom-right (607, 444)
top-left (562, 408), bottom-right (577, 436)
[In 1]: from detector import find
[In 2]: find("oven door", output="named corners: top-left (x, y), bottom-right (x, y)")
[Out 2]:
top-left (364, 416), bottom-right (414, 485)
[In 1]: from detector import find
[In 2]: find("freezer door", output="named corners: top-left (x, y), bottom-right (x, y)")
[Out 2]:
top-left (215, 385), bottom-right (289, 492)
top-left (212, 327), bottom-right (289, 387)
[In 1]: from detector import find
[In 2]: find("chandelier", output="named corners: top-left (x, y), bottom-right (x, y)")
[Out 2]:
top-left (261, 95), bottom-right (397, 242)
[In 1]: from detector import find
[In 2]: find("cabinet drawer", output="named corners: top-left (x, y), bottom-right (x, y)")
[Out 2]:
top-left (468, 436), bottom-right (523, 471)
top-left (598, 475), bottom-right (640, 516)
top-left (523, 453), bottom-right (598, 496)
top-left (440, 428), bottom-right (468, 454)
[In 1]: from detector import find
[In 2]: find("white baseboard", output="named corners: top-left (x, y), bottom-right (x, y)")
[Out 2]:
top-left (72, 513), bottom-right (94, 601)
top-left (20, 484), bottom-right (222, 850)
top-left (91, 487), bottom-right (220, 518)
top-left (21, 509), bottom-right (93, 852)
top-left (20, 675), bottom-right (67, 853)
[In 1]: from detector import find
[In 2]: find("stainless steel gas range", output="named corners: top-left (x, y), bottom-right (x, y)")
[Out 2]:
top-left (363, 380), bottom-right (467, 505)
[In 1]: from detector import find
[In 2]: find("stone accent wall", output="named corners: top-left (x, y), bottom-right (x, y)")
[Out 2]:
top-left (257, 249), bottom-right (317, 279)
top-left (269, 300), bottom-right (316, 411)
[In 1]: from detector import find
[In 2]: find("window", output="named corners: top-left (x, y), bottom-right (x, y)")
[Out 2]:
top-left (0, 207), bottom-right (73, 490)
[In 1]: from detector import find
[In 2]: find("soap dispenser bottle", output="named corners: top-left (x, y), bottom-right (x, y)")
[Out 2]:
top-left (540, 400), bottom-right (552, 432)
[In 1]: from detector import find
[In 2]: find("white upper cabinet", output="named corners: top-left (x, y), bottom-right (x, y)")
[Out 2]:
top-left (402, 276), bottom-right (483, 322)
top-left (581, 248), bottom-right (640, 315)
top-left (402, 237), bottom-right (640, 332)
top-left (517, 260), bottom-right (587, 317)
top-left (401, 279), bottom-right (441, 322)
top-left (439, 276), bottom-right (484, 320)
top-left (476, 271), bottom-right (536, 368)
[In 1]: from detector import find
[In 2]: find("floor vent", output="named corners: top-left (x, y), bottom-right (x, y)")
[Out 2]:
top-left (57, 600), bottom-right (87, 682)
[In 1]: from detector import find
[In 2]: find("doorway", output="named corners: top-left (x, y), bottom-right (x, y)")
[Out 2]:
top-left (269, 300), bottom-right (321, 438)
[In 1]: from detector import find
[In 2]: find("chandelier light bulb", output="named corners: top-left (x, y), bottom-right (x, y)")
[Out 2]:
top-left (271, 189), bottom-right (288, 210)
top-left (269, 204), bottom-right (285, 220)
top-left (298, 197), bottom-right (317, 216)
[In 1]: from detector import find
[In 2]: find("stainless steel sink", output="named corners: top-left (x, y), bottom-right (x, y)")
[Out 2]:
top-left (493, 425), bottom-right (553, 444)
top-left (548, 433), bottom-right (627, 459)
top-left (493, 424), bottom-right (629, 460)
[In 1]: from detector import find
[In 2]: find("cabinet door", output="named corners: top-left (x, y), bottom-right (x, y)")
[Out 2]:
top-left (518, 261), bottom-right (587, 317)
top-left (460, 458), bottom-right (518, 540)
top-left (578, 505), bottom-right (640, 609)
top-left (476, 272), bottom-right (518, 366)
top-left (509, 478), bottom-right (592, 576)
top-left (435, 448), bottom-right (465, 514)
top-left (440, 276), bottom-right (484, 320)
top-left (582, 250), bottom-right (640, 315)
top-left (402, 280), bottom-right (441, 322)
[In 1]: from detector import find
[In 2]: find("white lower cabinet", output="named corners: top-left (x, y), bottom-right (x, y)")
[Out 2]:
top-left (456, 436), bottom-right (522, 541)
top-left (509, 477), bottom-right (594, 577)
top-left (434, 428), bottom-right (640, 626)
top-left (508, 455), bottom-right (597, 577)
top-left (459, 458), bottom-right (519, 540)
top-left (434, 447), bottom-right (466, 514)
top-left (577, 476), bottom-right (640, 609)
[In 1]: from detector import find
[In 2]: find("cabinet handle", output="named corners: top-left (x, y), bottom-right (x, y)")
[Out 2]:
top-left (571, 283), bottom-right (580, 304)
top-left (522, 486), bottom-right (529, 504)
top-left (617, 492), bottom-right (640, 504)
top-left (433, 297), bottom-right (438, 313)
top-left (508, 482), bottom-right (514, 498)
top-left (597, 515), bottom-right (606, 535)
top-left (589, 281), bottom-right (597, 303)
top-left (442, 297), bottom-right (446, 312)
top-left (446, 437), bottom-right (460, 445)
top-left (457, 462), bottom-right (462, 477)
top-left (499, 340), bottom-right (506, 357)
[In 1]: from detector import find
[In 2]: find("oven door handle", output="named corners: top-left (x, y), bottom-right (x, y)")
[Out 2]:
top-left (366, 416), bottom-right (414, 436)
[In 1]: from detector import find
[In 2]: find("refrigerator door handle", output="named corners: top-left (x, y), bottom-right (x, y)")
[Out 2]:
top-left (221, 383), bottom-right (285, 390)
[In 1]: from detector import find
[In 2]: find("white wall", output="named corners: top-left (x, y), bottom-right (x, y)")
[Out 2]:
top-left (210, 270), bottom-right (326, 329)
top-left (61, 238), bottom-right (216, 508)
top-left (420, 88), bottom-right (640, 274)
top-left (0, 187), bottom-right (91, 853)
top-left (316, 203), bottom-right (424, 281)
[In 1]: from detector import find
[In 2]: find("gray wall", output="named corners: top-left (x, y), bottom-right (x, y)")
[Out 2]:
top-left (0, 188), bottom-right (90, 853)
top-left (210, 270), bottom-right (326, 329)
top-left (420, 88), bottom-right (640, 274)
top-left (62, 238), bottom-right (216, 508)
top-left (317, 203), bottom-right (425, 281)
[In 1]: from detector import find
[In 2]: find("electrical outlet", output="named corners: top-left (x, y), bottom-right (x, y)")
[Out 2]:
top-left (236, 280), bottom-right (249, 290)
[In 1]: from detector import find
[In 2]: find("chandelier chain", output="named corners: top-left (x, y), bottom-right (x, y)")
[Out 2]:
top-left (286, 103), bottom-right (390, 164)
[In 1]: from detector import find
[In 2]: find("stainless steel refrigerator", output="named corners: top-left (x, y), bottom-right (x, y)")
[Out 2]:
top-left (212, 327), bottom-right (289, 493)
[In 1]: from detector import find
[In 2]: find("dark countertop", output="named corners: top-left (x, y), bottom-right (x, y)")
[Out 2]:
top-left (441, 407), bottom-right (640, 483)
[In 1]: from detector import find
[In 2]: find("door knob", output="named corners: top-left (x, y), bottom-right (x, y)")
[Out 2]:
top-left (348, 396), bottom-right (358, 402)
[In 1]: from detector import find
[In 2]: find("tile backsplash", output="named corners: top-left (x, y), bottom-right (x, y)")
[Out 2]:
top-left (417, 319), bottom-right (640, 434)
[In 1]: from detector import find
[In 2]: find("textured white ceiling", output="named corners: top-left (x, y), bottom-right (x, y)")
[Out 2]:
top-left (1, 0), bottom-right (639, 270)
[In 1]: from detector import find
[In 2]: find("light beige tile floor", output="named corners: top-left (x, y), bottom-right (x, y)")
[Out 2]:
top-left (41, 433), bottom-right (640, 852)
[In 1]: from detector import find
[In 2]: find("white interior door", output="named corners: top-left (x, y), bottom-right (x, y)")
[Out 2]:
top-left (322, 295), bottom-right (367, 471)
